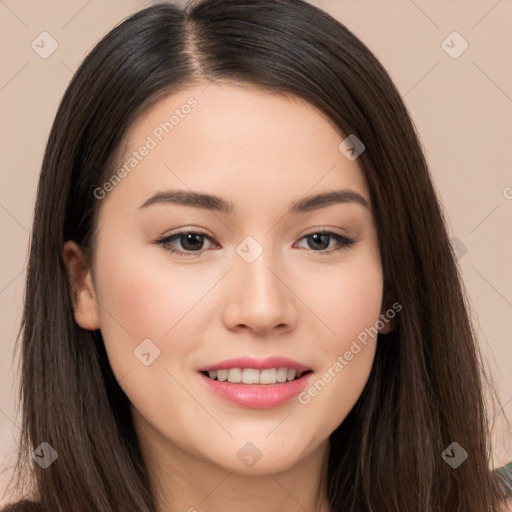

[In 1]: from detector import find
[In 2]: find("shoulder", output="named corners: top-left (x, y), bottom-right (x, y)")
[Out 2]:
top-left (496, 461), bottom-right (512, 511)
top-left (496, 460), bottom-right (512, 494)
top-left (1, 500), bottom-right (44, 511)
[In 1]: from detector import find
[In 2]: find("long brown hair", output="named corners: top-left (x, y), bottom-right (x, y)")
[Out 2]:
top-left (5, 0), bottom-right (510, 510)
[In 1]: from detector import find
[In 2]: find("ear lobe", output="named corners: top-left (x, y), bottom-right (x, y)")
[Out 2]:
top-left (378, 305), bottom-right (396, 334)
top-left (62, 241), bottom-right (100, 331)
top-left (378, 316), bottom-right (394, 334)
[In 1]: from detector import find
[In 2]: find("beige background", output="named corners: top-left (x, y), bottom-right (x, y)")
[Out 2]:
top-left (1, 0), bottom-right (511, 502)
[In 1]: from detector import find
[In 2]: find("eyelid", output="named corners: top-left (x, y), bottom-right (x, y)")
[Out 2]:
top-left (294, 228), bottom-right (356, 254)
top-left (154, 226), bottom-right (356, 256)
top-left (300, 225), bottom-right (353, 239)
top-left (154, 227), bottom-right (219, 251)
top-left (156, 226), bottom-right (215, 241)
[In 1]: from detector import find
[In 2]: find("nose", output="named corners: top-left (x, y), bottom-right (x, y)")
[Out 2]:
top-left (221, 249), bottom-right (297, 336)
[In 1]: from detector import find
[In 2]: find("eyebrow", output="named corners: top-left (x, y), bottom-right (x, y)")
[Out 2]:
top-left (139, 189), bottom-right (369, 214)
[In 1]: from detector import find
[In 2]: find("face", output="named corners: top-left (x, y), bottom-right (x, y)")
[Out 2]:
top-left (64, 82), bottom-right (389, 477)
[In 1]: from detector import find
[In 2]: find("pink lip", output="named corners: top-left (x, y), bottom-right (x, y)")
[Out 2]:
top-left (198, 356), bottom-right (312, 373)
top-left (198, 371), bottom-right (313, 409)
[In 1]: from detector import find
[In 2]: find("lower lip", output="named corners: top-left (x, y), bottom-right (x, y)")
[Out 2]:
top-left (199, 371), bottom-right (313, 409)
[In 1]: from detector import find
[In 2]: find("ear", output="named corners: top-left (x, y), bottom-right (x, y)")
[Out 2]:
top-left (62, 241), bottom-right (100, 330)
top-left (378, 304), bottom-right (396, 335)
top-left (378, 314), bottom-right (394, 334)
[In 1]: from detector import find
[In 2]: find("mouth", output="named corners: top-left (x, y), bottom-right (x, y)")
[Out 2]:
top-left (198, 368), bottom-right (314, 409)
top-left (200, 368), bottom-right (314, 385)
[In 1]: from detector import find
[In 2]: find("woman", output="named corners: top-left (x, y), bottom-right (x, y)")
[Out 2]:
top-left (3, 0), bottom-right (511, 510)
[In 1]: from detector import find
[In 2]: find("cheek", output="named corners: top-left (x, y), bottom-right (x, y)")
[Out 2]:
top-left (95, 256), bottom-right (168, 342)
top-left (329, 262), bottom-right (383, 341)
top-left (91, 247), bottom-right (215, 424)
top-left (94, 238), bottom-right (216, 336)
top-left (294, 253), bottom-right (383, 432)
top-left (91, 242), bottom-right (207, 380)
top-left (294, 250), bottom-right (384, 346)
top-left (324, 255), bottom-right (383, 384)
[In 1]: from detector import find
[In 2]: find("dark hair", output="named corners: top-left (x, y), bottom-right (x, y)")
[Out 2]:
top-left (4, 0), bottom-right (510, 510)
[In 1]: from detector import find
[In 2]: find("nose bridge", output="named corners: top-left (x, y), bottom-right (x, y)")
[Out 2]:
top-left (237, 234), bottom-right (285, 304)
top-left (224, 234), bottom-right (294, 332)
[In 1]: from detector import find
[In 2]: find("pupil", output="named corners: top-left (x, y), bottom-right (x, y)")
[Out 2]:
top-left (310, 233), bottom-right (328, 250)
top-left (182, 233), bottom-right (203, 250)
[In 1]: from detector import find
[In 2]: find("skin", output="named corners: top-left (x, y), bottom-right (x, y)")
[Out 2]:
top-left (63, 82), bottom-right (393, 512)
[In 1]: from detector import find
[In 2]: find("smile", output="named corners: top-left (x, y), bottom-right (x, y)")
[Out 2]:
top-left (202, 367), bottom-right (310, 384)
top-left (198, 370), bottom-right (313, 409)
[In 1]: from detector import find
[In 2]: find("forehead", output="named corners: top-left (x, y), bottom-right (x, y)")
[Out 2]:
top-left (102, 82), bottom-right (370, 217)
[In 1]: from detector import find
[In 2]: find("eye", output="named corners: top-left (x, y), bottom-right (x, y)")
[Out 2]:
top-left (154, 228), bottom-right (356, 257)
top-left (155, 229), bottom-right (218, 257)
top-left (294, 230), bottom-right (356, 254)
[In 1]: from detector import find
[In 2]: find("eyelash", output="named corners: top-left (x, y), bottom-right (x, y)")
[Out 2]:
top-left (155, 228), bottom-right (356, 257)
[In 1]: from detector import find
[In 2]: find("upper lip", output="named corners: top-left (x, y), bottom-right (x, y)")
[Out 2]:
top-left (198, 356), bottom-right (312, 373)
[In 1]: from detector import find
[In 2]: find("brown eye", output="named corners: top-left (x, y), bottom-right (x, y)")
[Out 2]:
top-left (295, 231), bottom-right (356, 253)
top-left (156, 230), bottom-right (218, 256)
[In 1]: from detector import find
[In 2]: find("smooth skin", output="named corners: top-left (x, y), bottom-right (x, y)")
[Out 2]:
top-left (63, 82), bottom-right (393, 512)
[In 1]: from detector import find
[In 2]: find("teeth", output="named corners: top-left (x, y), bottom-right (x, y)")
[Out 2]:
top-left (227, 368), bottom-right (242, 383)
top-left (242, 368), bottom-right (260, 384)
top-left (259, 368), bottom-right (276, 384)
top-left (207, 367), bottom-right (306, 384)
top-left (276, 367), bottom-right (288, 382)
